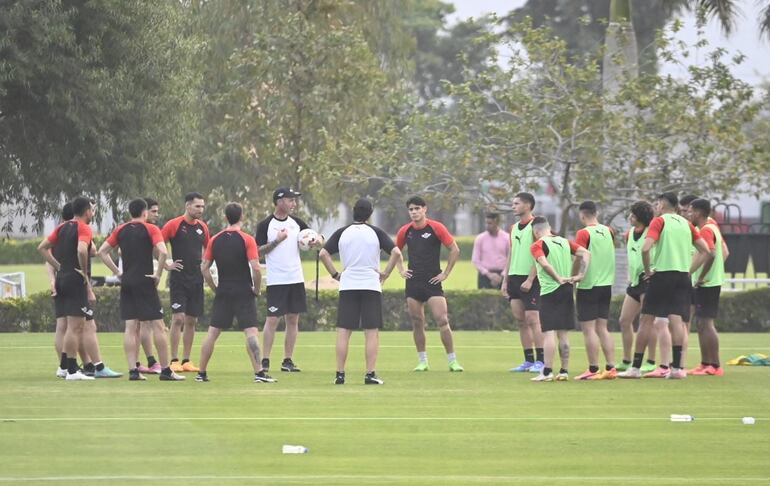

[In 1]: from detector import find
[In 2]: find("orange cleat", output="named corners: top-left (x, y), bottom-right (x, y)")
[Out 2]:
top-left (589, 368), bottom-right (618, 380)
top-left (574, 369), bottom-right (599, 381)
top-left (169, 361), bottom-right (184, 373)
top-left (181, 361), bottom-right (200, 372)
top-left (705, 366), bottom-right (724, 376)
top-left (688, 364), bottom-right (708, 374)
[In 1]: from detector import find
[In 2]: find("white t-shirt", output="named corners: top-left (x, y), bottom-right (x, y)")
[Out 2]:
top-left (323, 223), bottom-right (395, 292)
top-left (255, 214), bottom-right (308, 286)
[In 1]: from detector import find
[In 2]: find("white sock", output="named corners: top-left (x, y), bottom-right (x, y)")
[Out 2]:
top-left (418, 352), bottom-right (428, 363)
top-left (447, 352), bottom-right (457, 362)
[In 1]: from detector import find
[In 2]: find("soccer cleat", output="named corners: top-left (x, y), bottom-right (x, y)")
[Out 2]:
top-left (169, 361), bottom-right (184, 373)
top-left (640, 362), bottom-right (657, 373)
top-left (364, 372), bottom-right (384, 385)
top-left (589, 368), bottom-right (617, 380)
top-left (181, 361), bottom-right (199, 372)
top-left (615, 362), bottom-right (630, 372)
top-left (280, 359), bottom-right (301, 372)
top-left (83, 368), bottom-right (96, 378)
top-left (555, 372), bottom-right (569, 381)
top-left (94, 366), bottom-right (123, 378)
top-left (137, 364), bottom-right (152, 374)
top-left (261, 358), bottom-right (270, 372)
top-left (334, 372), bottom-right (345, 385)
top-left (56, 367), bottom-right (67, 378)
top-left (618, 367), bottom-right (642, 379)
top-left (574, 369), bottom-right (599, 381)
top-left (413, 361), bottom-right (430, 372)
top-left (643, 367), bottom-right (671, 379)
top-left (160, 371), bottom-right (186, 381)
top-left (509, 361), bottom-right (534, 372)
top-left (688, 364), bottom-right (708, 375)
top-left (666, 368), bottom-right (687, 380)
top-left (195, 372), bottom-right (209, 382)
top-left (129, 369), bottom-right (147, 381)
top-left (529, 361), bottom-right (544, 373)
top-left (147, 363), bottom-right (162, 374)
top-left (706, 366), bottom-right (724, 376)
top-left (531, 373), bottom-right (554, 382)
top-left (448, 360), bottom-right (464, 372)
top-left (65, 370), bottom-right (95, 381)
top-left (254, 371), bottom-right (277, 383)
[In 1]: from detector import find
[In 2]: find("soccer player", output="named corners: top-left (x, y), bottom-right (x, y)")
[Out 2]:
top-left (161, 192), bottom-right (209, 372)
top-left (99, 198), bottom-right (183, 381)
top-left (687, 198), bottom-right (725, 376)
top-left (502, 192), bottom-right (545, 373)
top-left (529, 217), bottom-right (590, 382)
top-left (619, 193), bottom-right (709, 379)
top-left (255, 187), bottom-right (319, 373)
top-left (572, 201), bottom-right (617, 380)
top-left (196, 202), bottom-right (275, 383)
top-left (616, 201), bottom-right (658, 374)
top-left (396, 196), bottom-right (464, 372)
top-left (472, 212), bottom-right (510, 289)
top-left (136, 197), bottom-right (162, 374)
top-left (319, 198), bottom-right (404, 385)
top-left (38, 197), bottom-right (98, 380)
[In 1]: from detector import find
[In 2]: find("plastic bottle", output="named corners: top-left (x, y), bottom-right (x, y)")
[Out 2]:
top-left (282, 445), bottom-right (309, 454)
top-left (670, 414), bottom-right (695, 422)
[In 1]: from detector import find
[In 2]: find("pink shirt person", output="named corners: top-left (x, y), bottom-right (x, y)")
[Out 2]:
top-left (472, 214), bottom-right (511, 289)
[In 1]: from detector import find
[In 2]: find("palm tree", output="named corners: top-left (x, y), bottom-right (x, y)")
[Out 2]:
top-left (688, 0), bottom-right (770, 40)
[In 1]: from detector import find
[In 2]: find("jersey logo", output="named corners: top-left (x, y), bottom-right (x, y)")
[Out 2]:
top-left (514, 236), bottom-right (521, 242)
top-left (421, 232), bottom-right (431, 239)
top-left (596, 230), bottom-right (605, 236)
top-left (196, 228), bottom-right (203, 235)
top-left (551, 240), bottom-right (564, 248)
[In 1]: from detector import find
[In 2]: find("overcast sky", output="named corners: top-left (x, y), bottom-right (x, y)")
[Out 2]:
top-left (449, 0), bottom-right (769, 85)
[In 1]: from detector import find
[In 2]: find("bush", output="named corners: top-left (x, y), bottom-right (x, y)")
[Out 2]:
top-left (2, 286), bottom-right (769, 333)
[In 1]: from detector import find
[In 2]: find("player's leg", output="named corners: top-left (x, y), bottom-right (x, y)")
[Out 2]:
top-left (180, 315), bottom-right (197, 370)
top-left (618, 295), bottom-right (640, 369)
top-left (281, 313), bottom-right (301, 372)
top-left (577, 319), bottom-right (600, 380)
top-left (261, 315), bottom-right (280, 371)
top-left (510, 298), bottom-right (535, 371)
top-left (124, 319), bottom-right (141, 378)
top-left (169, 312), bottom-right (185, 371)
top-left (407, 297), bottom-right (429, 370)
top-left (427, 296), bottom-right (463, 371)
top-left (197, 326), bottom-right (221, 375)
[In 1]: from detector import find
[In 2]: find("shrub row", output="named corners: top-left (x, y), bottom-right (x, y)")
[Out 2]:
top-left (2, 286), bottom-right (769, 333)
top-left (0, 236), bottom-right (479, 264)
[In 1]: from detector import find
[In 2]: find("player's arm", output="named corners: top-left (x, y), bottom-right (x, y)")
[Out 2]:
top-left (97, 240), bottom-right (121, 276)
top-left (201, 259), bottom-right (217, 292)
top-left (76, 241), bottom-right (91, 286)
top-left (571, 246), bottom-right (591, 283)
top-left (535, 256), bottom-right (568, 285)
top-left (37, 239), bottom-right (61, 271)
top-left (318, 248), bottom-right (340, 281)
top-left (148, 242), bottom-right (167, 284)
top-left (641, 237), bottom-right (656, 278)
top-left (430, 240), bottom-right (459, 285)
top-left (249, 258), bottom-right (261, 296)
top-left (690, 238), bottom-right (714, 279)
top-left (381, 247), bottom-right (404, 283)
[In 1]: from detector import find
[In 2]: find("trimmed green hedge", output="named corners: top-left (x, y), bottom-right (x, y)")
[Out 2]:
top-left (1, 286), bottom-right (769, 333)
top-left (0, 236), bottom-right (478, 264)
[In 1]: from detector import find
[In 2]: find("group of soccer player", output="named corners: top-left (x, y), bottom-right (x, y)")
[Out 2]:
top-left (38, 186), bottom-right (725, 384)
top-left (502, 191), bottom-right (726, 382)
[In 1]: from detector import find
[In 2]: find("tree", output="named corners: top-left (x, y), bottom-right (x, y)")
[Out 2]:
top-left (0, 0), bottom-right (199, 231)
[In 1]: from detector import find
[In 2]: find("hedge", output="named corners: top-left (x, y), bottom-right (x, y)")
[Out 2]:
top-left (2, 286), bottom-right (769, 333)
top-left (0, 236), bottom-right (478, 264)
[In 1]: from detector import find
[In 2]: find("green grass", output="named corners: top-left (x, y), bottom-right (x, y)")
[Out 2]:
top-left (1, 261), bottom-right (483, 295)
top-left (1, 331), bottom-right (768, 485)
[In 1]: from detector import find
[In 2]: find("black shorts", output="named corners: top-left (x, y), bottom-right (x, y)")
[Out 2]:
top-left (405, 279), bottom-right (444, 303)
top-left (120, 280), bottom-right (164, 321)
top-left (265, 283), bottom-right (307, 316)
top-left (169, 278), bottom-right (204, 317)
top-left (641, 271), bottom-right (692, 319)
top-left (694, 285), bottom-right (721, 319)
top-left (538, 284), bottom-right (575, 332)
top-left (210, 288), bottom-right (259, 330)
top-left (506, 275), bottom-right (540, 310)
top-left (477, 270), bottom-right (504, 289)
top-left (337, 290), bottom-right (383, 330)
top-left (626, 281), bottom-right (646, 303)
top-left (576, 285), bottom-right (612, 321)
top-left (53, 272), bottom-right (93, 319)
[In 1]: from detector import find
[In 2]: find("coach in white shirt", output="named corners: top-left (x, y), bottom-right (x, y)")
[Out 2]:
top-left (319, 198), bottom-right (405, 385)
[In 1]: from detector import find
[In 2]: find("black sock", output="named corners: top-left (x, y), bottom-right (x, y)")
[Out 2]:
top-left (181, 358), bottom-right (190, 365)
top-left (660, 364), bottom-right (669, 370)
top-left (95, 362), bottom-right (105, 372)
top-left (282, 357), bottom-right (292, 364)
top-left (605, 364), bottom-right (614, 371)
top-left (147, 356), bottom-right (157, 367)
top-left (632, 353), bottom-right (644, 369)
top-left (672, 345), bottom-right (683, 369)
top-left (161, 367), bottom-right (171, 375)
top-left (60, 353), bottom-right (68, 370)
top-left (701, 361), bottom-right (708, 367)
top-left (559, 368), bottom-right (568, 374)
top-left (67, 358), bottom-right (79, 374)
top-left (366, 371), bottom-right (375, 377)
top-left (646, 359), bottom-right (655, 365)
top-left (543, 367), bottom-right (553, 376)
top-left (524, 349), bottom-right (535, 363)
top-left (136, 362), bottom-right (141, 368)
top-left (535, 348), bottom-right (544, 363)
top-left (589, 365), bottom-right (599, 373)
top-left (712, 362), bottom-right (720, 368)
top-left (170, 358), bottom-right (179, 363)
top-left (622, 359), bottom-right (631, 365)
top-left (83, 362), bottom-right (94, 373)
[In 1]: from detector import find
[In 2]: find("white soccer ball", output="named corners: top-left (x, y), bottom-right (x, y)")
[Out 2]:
top-left (297, 229), bottom-right (323, 251)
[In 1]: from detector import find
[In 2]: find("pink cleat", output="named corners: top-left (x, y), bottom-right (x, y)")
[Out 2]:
top-left (643, 367), bottom-right (671, 379)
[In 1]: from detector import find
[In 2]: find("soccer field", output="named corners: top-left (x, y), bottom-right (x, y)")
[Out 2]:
top-left (1, 332), bottom-right (768, 485)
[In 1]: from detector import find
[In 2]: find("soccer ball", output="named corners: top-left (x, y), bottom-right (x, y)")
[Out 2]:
top-left (297, 229), bottom-right (323, 251)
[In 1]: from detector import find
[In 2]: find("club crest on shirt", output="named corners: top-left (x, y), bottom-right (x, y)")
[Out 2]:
top-left (421, 232), bottom-right (431, 239)
top-left (196, 228), bottom-right (203, 235)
